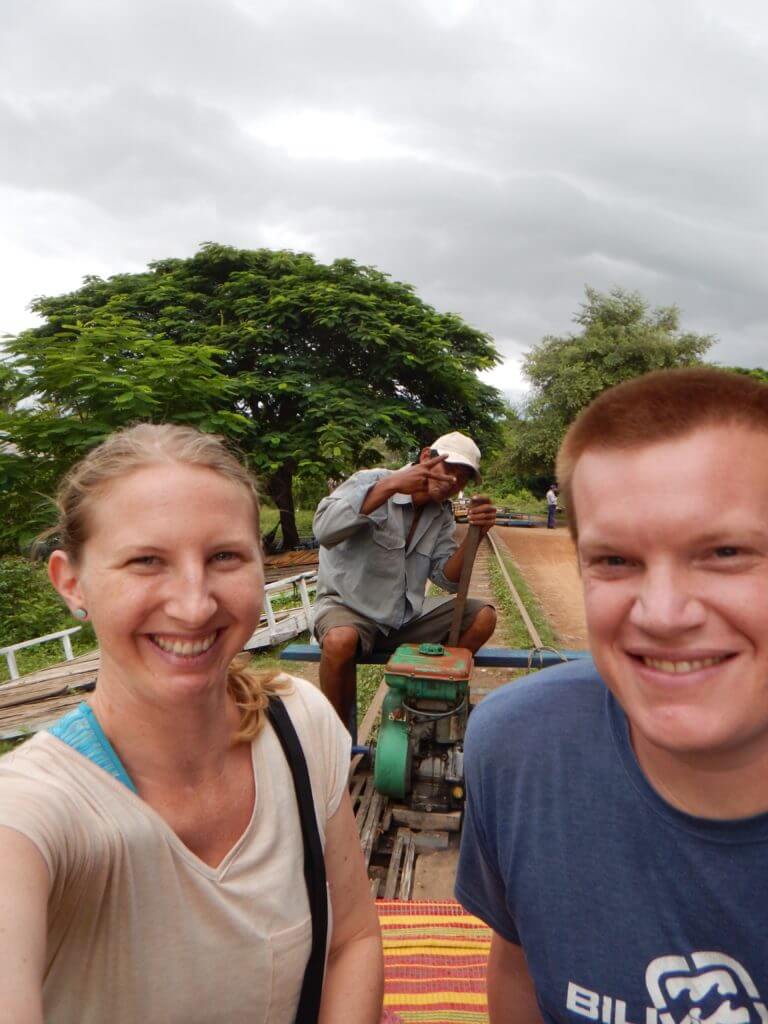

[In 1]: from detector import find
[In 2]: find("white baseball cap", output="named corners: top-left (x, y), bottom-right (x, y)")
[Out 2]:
top-left (431, 431), bottom-right (482, 481)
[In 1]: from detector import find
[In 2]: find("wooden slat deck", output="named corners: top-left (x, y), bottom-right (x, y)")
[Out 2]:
top-left (0, 652), bottom-right (99, 740)
top-left (263, 550), bottom-right (318, 583)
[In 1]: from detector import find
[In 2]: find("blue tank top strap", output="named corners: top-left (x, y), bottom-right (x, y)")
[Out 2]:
top-left (48, 703), bottom-right (138, 793)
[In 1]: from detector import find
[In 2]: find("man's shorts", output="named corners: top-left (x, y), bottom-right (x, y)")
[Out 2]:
top-left (313, 596), bottom-right (494, 657)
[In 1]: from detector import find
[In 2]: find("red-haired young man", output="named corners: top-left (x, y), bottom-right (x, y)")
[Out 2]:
top-left (457, 368), bottom-right (768, 1023)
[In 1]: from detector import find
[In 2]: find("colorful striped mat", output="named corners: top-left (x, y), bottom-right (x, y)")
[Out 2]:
top-left (377, 899), bottom-right (491, 1023)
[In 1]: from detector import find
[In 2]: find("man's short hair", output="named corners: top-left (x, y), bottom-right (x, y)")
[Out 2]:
top-left (556, 367), bottom-right (768, 538)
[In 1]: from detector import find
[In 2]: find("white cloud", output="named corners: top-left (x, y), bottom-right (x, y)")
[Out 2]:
top-left (479, 357), bottom-right (529, 403)
top-left (0, 0), bottom-right (766, 374)
top-left (247, 110), bottom-right (427, 163)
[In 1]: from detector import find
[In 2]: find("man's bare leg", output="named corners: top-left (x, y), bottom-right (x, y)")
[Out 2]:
top-left (319, 625), bottom-right (360, 730)
top-left (457, 605), bottom-right (497, 653)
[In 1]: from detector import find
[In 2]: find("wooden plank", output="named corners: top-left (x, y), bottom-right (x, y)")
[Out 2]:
top-left (0, 660), bottom-right (98, 739)
top-left (383, 829), bottom-right (406, 900)
top-left (349, 774), bottom-right (366, 808)
top-left (361, 791), bottom-right (384, 870)
top-left (412, 830), bottom-right (450, 851)
top-left (0, 693), bottom-right (87, 739)
top-left (398, 831), bottom-right (416, 901)
top-left (0, 679), bottom-right (71, 711)
top-left (263, 550), bottom-right (318, 584)
top-left (9, 655), bottom-right (99, 687)
top-left (354, 776), bottom-right (375, 830)
top-left (390, 807), bottom-right (462, 833)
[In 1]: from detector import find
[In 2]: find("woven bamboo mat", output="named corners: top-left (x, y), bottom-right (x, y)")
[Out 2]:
top-left (377, 899), bottom-right (490, 1023)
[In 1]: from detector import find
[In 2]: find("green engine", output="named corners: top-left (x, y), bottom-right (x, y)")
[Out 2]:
top-left (373, 642), bottom-right (472, 812)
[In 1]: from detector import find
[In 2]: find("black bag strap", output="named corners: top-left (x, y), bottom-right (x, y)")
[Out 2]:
top-left (266, 695), bottom-right (328, 1024)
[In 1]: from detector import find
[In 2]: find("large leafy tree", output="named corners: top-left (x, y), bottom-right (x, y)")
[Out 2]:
top-left (1, 313), bottom-right (248, 552)
top-left (508, 287), bottom-right (714, 477)
top-left (1, 244), bottom-right (503, 551)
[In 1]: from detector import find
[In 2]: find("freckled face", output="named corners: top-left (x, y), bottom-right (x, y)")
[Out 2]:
top-left (573, 425), bottom-right (768, 763)
top-left (62, 463), bottom-right (264, 705)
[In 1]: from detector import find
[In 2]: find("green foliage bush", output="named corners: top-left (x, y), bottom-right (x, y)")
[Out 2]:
top-left (492, 487), bottom-right (541, 514)
top-left (0, 557), bottom-right (96, 680)
top-left (0, 557), bottom-right (71, 647)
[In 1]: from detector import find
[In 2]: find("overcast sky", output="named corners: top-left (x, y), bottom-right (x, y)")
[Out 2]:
top-left (2, 0), bottom-right (766, 400)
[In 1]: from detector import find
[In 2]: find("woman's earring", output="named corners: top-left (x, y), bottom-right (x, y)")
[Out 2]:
top-left (73, 608), bottom-right (88, 620)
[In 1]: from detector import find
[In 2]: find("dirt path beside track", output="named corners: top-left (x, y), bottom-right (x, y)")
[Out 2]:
top-left (492, 525), bottom-right (589, 650)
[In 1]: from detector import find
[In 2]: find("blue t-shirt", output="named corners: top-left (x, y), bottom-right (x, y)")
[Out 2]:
top-left (455, 660), bottom-right (768, 1024)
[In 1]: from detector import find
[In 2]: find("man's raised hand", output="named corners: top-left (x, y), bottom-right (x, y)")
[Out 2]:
top-left (387, 454), bottom-right (454, 496)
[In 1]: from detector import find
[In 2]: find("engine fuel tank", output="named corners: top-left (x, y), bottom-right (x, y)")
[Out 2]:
top-left (384, 643), bottom-right (473, 699)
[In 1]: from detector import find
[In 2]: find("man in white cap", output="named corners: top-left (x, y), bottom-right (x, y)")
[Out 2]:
top-left (313, 432), bottom-right (498, 728)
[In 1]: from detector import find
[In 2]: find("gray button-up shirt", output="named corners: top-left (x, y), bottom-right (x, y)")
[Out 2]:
top-left (313, 468), bottom-right (459, 633)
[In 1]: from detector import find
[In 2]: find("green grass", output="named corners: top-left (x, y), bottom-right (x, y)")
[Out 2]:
top-left (260, 508), bottom-right (316, 538)
top-left (488, 549), bottom-right (559, 650)
top-left (268, 588), bottom-right (316, 612)
top-left (356, 664), bottom-right (385, 738)
top-left (243, 635), bottom-right (303, 673)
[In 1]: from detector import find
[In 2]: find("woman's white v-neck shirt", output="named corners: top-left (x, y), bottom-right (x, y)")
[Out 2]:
top-left (0, 674), bottom-right (351, 1024)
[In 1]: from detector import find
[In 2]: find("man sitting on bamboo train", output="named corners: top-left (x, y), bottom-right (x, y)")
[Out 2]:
top-left (312, 432), bottom-right (497, 730)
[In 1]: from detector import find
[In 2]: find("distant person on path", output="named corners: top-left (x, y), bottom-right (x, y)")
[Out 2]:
top-left (456, 369), bottom-right (768, 1021)
top-left (0, 424), bottom-right (383, 1024)
top-left (545, 483), bottom-right (559, 529)
top-left (313, 432), bottom-right (497, 729)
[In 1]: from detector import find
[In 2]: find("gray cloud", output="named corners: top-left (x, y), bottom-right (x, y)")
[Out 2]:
top-left (1, 0), bottom-right (766, 379)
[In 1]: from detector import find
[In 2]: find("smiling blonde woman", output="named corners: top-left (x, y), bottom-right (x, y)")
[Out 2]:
top-left (0, 423), bottom-right (383, 1024)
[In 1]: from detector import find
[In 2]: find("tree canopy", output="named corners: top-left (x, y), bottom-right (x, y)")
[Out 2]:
top-left (1, 243), bottom-right (504, 551)
top-left (506, 286), bottom-right (714, 478)
top-left (720, 365), bottom-right (768, 384)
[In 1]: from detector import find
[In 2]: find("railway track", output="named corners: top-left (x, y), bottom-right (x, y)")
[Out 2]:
top-left (349, 527), bottom-right (559, 900)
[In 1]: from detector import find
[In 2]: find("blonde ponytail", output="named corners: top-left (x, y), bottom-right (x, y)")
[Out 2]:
top-left (227, 658), bottom-right (293, 742)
